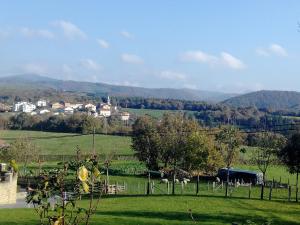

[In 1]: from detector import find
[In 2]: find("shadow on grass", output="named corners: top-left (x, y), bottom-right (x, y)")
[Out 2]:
top-left (0, 221), bottom-right (38, 225)
top-left (95, 210), bottom-right (299, 225)
top-left (101, 193), bottom-right (298, 204)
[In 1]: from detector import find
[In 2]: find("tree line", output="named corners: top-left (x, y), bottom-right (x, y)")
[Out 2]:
top-left (114, 96), bottom-right (295, 130)
top-left (7, 112), bottom-right (132, 135)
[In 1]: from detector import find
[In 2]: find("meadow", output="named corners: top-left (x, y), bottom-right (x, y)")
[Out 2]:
top-left (0, 130), bottom-right (132, 155)
top-left (125, 108), bottom-right (194, 118)
top-left (1, 195), bottom-right (300, 225)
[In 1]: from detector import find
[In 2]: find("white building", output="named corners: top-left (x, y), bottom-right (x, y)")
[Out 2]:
top-left (120, 112), bottom-right (130, 121)
top-left (13, 102), bottom-right (36, 113)
top-left (64, 107), bottom-right (74, 115)
top-left (85, 103), bottom-right (96, 112)
top-left (99, 108), bottom-right (111, 117)
top-left (36, 100), bottom-right (47, 107)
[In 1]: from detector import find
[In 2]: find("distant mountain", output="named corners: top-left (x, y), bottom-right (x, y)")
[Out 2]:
top-left (223, 90), bottom-right (300, 110)
top-left (0, 74), bottom-right (236, 102)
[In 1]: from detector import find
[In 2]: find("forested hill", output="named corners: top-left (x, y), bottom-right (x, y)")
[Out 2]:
top-left (0, 74), bottom-right (235, 102)
top-left (223, 90), bottom-right (300, 110)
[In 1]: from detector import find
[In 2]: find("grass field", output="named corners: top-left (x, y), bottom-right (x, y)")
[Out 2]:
top-left (0, 195), bottom-right (300, 225)
top-left (0, 130), bottom-right (132, 155)
top-left (125, 108), bottom-right (193, 118)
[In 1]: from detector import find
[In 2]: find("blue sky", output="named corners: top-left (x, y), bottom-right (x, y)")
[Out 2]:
top-left (0, 1), bottom-right (300, 93)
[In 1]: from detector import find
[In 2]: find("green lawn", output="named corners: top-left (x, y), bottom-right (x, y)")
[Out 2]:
top-left (0, 195), bottom-right (300, 225)
top-left (0, 130), bottom-right (132, 155)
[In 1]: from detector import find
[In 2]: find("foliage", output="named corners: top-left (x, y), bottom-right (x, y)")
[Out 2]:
top-left (278, 133), bottom-right (300, 174)
top-left (131, 113), bottom-right (224, 176)
top-left (26, 155), bottom-right (102, 225)
top-left (8, 113), bottom-right (132, 135)
top-left (0, 136), bottom-right (40, 167)
top-left (250, 132), bottom-right (286, 175)
top-left (132, 116), bottom-right (160, 170)
top-left (216, 126), bottom-right (243, 168)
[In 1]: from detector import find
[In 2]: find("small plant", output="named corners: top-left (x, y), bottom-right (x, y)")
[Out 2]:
top-left (26, 153), bottom-right (102, 225)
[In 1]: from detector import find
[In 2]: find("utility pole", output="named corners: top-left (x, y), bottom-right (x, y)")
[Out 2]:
top-left (92, 126), bottom-right (95, 156)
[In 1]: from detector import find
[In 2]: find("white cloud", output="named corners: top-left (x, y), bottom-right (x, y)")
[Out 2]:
top-left (180, 51), bottom-right (217, 65)
top-left (121, 53), bottom-right (144, 64)
top-left (120, 30), bottom-right (134, 39)
top-left (53, 20), bottom-right (87, 40)
top-left (22, 63), bottom-right (48, 74)
top-left (97, 39), bottom-right (109, 48)
top-left (256, 43), bottom-right (288, 57)
top-left (220, 52), bottom-right (246, 70)
top-left (269, 44), bottom-right (288, 57)
top-left (20, 27), bottom-right (55, 39)
top-left (80, 59), bottom-right (102, 71)
top-left (159, 70), bottom-right (186, 80)
top-left (181, 50), bottom-right (245, 70)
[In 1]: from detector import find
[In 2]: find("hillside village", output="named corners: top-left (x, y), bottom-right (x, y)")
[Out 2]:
top-left (1, 96), bottom-right (130, 121)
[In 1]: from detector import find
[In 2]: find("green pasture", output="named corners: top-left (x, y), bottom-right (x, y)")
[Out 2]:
top-left (1, 195), bottom-right (300, 225)
top-left (125, 108), bottom-right (193, 118)
top-left (0, 130), bottom-right (132, 155)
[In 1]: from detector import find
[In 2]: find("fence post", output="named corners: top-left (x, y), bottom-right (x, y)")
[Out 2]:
top-left (167, 182), bottom-right (170, 195)
top-left (213, 182), bottom-right (215, 192)
top-left (288, 186), bottom-right (291, 202)
top-left (152, 181), bottom-right (155, 194)
top-left (279, 176), bottom-right (281, 186)
top-left (269, 182), bottom-right (273, 200)
top-left (207, 181), bottom-right (210, 191)
top-left (181, 182), bottom-right (184, 195)
top-left (248, 183), bottom-right (251, 199)
top-left (115, 182), bottom-right (118, 195)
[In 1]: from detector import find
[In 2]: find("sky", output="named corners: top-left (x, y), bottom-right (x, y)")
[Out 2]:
top-left (0, 1), bottom-right (300, 93)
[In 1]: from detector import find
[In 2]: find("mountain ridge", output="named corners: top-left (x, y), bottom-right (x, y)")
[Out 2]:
top-left (223, 90), bottom-right (300, 110)
top-left (0, 74), bottom-right (237, 102)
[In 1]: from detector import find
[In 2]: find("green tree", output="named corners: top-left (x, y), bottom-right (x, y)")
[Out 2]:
top-left (159, 113), bottom-right (199, 195)
top-left (131, 116), bottom-right (160, 171)
top-left (251, 132), bottom-right (286, 200)
top-left (216, 126), bottom-right (243, 197)
top-left (278, 133), bottom-right (300, 202)
top-left (82, 116), bottom-right (103, 134)
top-left (0, 137), bottom-right (39, 169)
top-left (184, 131), bottom-right (220, 195)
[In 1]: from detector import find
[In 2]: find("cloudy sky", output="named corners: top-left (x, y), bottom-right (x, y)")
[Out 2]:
top-left (0, 1), bottom-right (300, 93)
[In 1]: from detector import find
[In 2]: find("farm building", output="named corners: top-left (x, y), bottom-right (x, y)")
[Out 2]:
top-left (217, 168), bottom-right (263, 185)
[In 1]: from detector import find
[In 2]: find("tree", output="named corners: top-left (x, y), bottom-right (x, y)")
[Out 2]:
top-left (0, 137), bottom-right (40, 170)
top-left (184, 131), bottom-right (220, 195)
top-left (159, 113), bottom-right (199, 195)
top-left (278, 133), bottom-right (300, 202)
top-left (82, 116), bottom-right (103, 134)
top-left (132, 116), bottom-right (160, 171)
top-left (251, 132), bottom-right (286, 200)
top-left (216, 126), bottom-right (243, 197)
